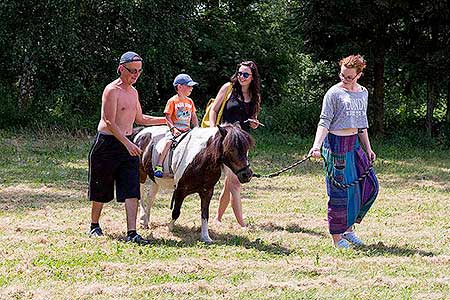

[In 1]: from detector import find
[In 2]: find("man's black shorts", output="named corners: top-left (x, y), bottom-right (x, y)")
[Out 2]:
top-left (88, 133), bottom-right (140, 203)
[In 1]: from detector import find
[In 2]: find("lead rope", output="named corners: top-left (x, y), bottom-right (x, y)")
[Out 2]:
top-left (253, 155), bottom-right (312, 178)
top-left (322, 155), bottom-right (374, 189)
top-left (253, 153), bottom-right (373, 190)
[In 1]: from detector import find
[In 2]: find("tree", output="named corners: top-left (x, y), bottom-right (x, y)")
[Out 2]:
top-left (290, 0), bottom-right (412, 136)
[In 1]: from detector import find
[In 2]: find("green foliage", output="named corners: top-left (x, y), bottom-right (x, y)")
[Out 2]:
top-left (0, 0), bottom-right (448, 141)
top-left (260, 54), bottom-right (334, 134)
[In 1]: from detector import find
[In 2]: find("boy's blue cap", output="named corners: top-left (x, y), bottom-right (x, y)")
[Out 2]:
top-left (119, 51), bottom-right (142, 64)
top-left (173, 74), bottom-right (198, 87)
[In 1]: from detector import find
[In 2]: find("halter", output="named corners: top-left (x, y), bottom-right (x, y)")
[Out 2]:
top-left (220, 155), bottom-right (251, 178)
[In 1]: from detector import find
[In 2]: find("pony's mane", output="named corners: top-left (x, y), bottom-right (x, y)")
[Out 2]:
top-left (190, 124), bottom-right (254, 174)
top-left (221, 123), bottom-right (254, 156)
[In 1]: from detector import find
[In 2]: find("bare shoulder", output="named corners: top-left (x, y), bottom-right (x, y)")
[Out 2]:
top-left (103, 80), bottom-right (121, 98)
top-left (221, 82), bottom-right (232, 92)
top-left (216, 82), bottom-right (232, 98)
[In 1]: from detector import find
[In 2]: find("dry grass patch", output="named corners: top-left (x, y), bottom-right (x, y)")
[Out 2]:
top-left (0, 131), bottom-right (449, 299)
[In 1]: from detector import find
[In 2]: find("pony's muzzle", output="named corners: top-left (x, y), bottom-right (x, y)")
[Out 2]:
top-left (237, 166), bottom-right (253, 183)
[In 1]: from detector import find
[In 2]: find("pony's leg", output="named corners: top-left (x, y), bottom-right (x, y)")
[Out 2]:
top-left (169, 189), bottom-right (184, 232)
top-left (200, 189), bottom-right (214, 243)
top-left (139, 182), bottom-right (159, 229)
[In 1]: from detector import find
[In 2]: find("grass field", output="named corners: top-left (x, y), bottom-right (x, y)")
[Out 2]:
top-left (0, 130), bottom-right (449, 300)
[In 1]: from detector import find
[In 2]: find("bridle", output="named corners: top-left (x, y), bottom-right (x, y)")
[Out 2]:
top-left (220, 155), bottom-right (251, 178)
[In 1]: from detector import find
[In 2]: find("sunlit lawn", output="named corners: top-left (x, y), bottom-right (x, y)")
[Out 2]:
top-left (0, 130), bottom-right (449, 299)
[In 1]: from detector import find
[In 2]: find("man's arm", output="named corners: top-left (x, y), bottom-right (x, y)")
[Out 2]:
top-left (135, 97), bottom-right (166, 126)
top-left (102, 87), bottom-right (142, 156)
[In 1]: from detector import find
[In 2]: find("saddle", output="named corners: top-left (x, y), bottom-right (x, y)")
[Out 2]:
top-left (152, 130), bottom-right (191, 178)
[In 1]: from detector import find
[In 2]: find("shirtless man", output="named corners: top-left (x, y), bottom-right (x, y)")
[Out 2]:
top-left (88, 51), bottom-right (165, 244)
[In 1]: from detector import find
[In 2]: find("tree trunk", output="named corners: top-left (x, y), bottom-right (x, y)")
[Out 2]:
top-left (18, 55), bottom-right (35, 111)
top-left (371, 42), bottom-right (385, 136)
top-left (447, 81), bottom-right (450, 126)
top-left (426, 80), bottom-right (437, 137)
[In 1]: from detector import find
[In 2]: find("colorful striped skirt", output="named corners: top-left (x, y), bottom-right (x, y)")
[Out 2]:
top-left (322, 133), bottom-right (379, 234)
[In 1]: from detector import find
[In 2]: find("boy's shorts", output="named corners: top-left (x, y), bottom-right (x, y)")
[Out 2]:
top-left (88, 133), bottom-right (140, 203)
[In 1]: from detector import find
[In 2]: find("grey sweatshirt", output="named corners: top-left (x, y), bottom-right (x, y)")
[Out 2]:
top-left (318, 84), bottom-right (369, 130)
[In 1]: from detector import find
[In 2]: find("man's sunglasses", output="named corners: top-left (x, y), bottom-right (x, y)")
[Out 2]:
top-left (237, 71), bottom-right (252, 79)
top-left (123, 65), bottom-right (143, 74)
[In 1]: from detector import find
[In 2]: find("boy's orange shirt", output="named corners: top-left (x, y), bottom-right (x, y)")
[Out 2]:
top-left (164, 95), bottom-right (197, 132)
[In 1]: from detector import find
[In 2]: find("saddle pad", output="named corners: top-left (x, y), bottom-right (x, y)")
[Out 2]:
top-left (172, 127), bottom-right (218, 186)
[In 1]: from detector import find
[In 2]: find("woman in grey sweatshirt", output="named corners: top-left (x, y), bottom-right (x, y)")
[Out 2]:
top-left (308, 54), bottom-right (379, 249)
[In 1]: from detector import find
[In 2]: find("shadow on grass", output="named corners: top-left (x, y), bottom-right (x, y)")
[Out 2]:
top-left (107, 224), bottom-right (293, 256)
top-left (256, 222), bottom-right (327, 238)
top-left (357, 242), bottom-right (435, 257)
top-left (0, 187), bottom-right (85, 210)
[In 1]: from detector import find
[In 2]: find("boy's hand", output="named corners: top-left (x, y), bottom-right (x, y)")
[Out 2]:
top-left (171, 127), bottom-right (181, 137)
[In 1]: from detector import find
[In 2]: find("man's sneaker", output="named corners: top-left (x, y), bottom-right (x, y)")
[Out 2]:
top-left (126, 233), bottom-right (150, 245)
top-left (154, 165), bottom-right (163, 178)
top-left (89, 227), bottom-right (103, 237)
top-left (343, 231), bottom-right (364, 246)
top-left (335, 239), bottom-right (350, 249)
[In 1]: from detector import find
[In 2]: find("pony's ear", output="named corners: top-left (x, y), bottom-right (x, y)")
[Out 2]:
top-left (218, 125), bottom-right (228, 138)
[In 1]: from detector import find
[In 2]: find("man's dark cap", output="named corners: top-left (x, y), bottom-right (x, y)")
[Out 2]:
top-left (119, 51), bottom-right (142, 65)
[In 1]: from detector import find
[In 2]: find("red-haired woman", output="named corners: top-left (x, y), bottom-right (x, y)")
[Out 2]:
top-left (309, 54), bottom-right (379, 249)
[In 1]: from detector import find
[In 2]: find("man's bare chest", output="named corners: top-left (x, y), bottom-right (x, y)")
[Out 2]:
top-left (116, 94), bottom-right (137, 114)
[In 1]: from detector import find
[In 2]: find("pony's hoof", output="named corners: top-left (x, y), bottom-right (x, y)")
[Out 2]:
top-left (168, 220), bottom-right (175, 232)
top-left (201, 236), bottom-right (214, 244)
top-left (140, 223), bottom-right (149, 230)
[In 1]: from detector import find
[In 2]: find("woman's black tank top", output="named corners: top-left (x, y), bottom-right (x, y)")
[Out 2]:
top-left (221, 93), bottom-right (255, 132)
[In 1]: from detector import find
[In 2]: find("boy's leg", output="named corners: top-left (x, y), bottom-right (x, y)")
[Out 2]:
top-left (157, 139), bottom-right (172, 165)
top-left (154, 139), bottom-right (172, 177)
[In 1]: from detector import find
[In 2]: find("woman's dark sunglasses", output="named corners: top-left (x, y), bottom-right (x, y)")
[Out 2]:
top-left (123, 65), bottom-right (143, 74)
top-left (338, 72), bottom-right (359, 81)
top-left (237, 71), bottom-right (252, 79)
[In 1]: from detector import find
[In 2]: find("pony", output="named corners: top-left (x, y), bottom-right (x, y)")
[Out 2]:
top-left (133, 123), bottom-right (254, 243)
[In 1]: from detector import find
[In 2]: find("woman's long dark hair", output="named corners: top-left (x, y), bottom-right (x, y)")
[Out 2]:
top-left (230, 60), bottom-right (261, 118)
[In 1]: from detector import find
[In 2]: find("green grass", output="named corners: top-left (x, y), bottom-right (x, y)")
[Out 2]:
top-left (0, 129), bottom-right (449, 300)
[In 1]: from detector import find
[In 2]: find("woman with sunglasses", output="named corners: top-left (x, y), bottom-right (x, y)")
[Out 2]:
top-left (308, 54), bottom-right (379, 249)
top-left (209, 61), bottom-right (261, 228)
